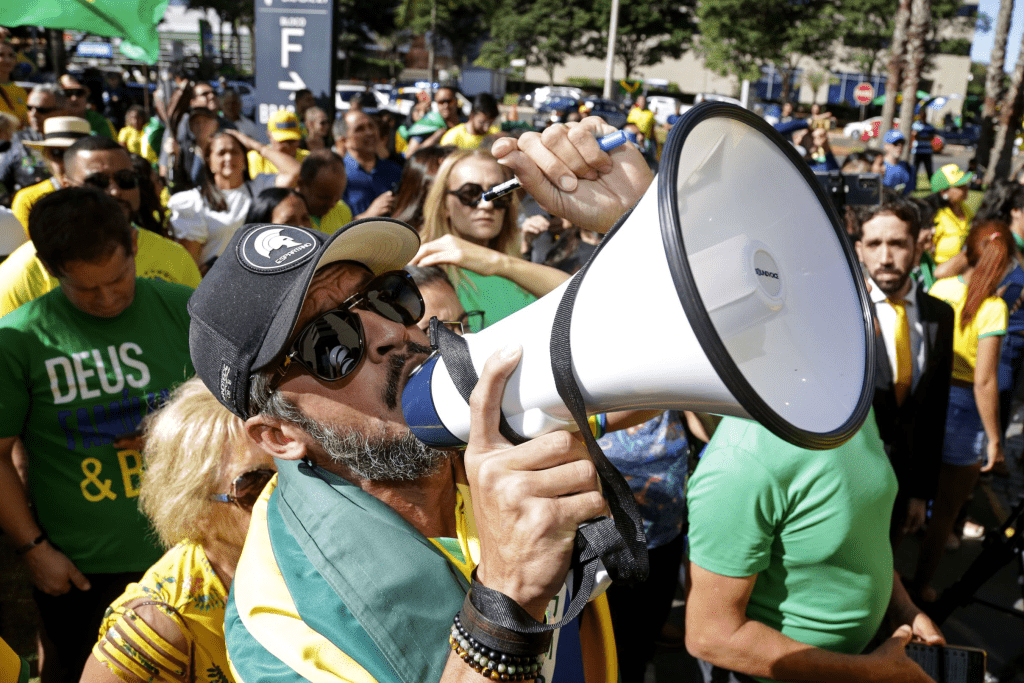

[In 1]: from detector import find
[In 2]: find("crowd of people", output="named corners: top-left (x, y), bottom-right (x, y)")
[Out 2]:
top-left (0, 38), bottom-right (1018, 683)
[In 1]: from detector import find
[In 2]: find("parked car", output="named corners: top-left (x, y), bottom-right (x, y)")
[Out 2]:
top-left (532, 95), bottom-right (581, 128)
top-left (580, 97), bottom-right (627, 128)
top-left (335, 83), bottom-right (389, 112)
top-left (940, 124), bottom-right (979, 148)
top-left (693, 93), bottom-right (743, 107)
top-left (648, 95), bottom-right (691, 125)
top-left (520, 86), bottom-right (582, 108)
top-left (843, 116), bottom-right (901, 142)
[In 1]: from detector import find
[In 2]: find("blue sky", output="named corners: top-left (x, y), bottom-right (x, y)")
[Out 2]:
top-left (971, 0), bottom-right (1024, 67)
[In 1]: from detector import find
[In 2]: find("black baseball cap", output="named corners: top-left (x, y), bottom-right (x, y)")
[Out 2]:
top-left (188, 219), bottom-right (421, 418)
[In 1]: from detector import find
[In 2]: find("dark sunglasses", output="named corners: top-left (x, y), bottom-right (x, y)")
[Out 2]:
top-left (61, 88), bottom-right (87, 98)
top-left (447, 183), bottom-right (512, 210)
top-left (278, 270), bottom-right (425, 382)
top-left (45, 147), bottom-right (65, 161)
top-left (209, 468), bottom-right (276, 510)
top-left (435, 98), bottom-right (455, 105)
top-left (28, 105), bottom-right (58, 114)
top-left (83, 170), bottom-right (138, 191)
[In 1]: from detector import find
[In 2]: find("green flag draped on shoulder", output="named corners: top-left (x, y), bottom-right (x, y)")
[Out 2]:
top-left (0, 0), bottom-right (168, 64)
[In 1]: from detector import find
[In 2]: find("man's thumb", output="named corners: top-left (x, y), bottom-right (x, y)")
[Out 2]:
top-left (70, 565), bottom-right (91, 592)
top-left (890, 624), bottom-right (913, 647)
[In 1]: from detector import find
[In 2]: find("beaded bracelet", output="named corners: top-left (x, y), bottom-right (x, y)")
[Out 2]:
top-left (450, 614), bottom-right (546, 682)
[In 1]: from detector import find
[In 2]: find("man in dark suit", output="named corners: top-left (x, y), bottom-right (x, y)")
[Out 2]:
top-left (854, 191), bottom-right (954, 549)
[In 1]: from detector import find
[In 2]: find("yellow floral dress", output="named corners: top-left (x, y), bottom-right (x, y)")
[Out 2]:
top-left (92, 541), bottom-right (233, 683)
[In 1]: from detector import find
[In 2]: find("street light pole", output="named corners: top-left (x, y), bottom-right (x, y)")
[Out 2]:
top-left (602, 0), bottom-right (619, 99)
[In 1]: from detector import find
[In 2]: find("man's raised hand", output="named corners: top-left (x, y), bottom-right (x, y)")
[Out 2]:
top-left (463, 345), bottom-right (605, 621)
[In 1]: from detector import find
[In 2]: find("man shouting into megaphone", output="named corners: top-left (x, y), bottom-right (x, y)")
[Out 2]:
top-left (185, 117), bottom-right (651, 683)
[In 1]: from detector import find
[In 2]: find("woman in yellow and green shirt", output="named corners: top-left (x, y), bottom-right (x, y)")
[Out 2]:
top-left (81, 378), bottom-right (275, 683)
top-left (912, 220), bottom-right (1011, 602)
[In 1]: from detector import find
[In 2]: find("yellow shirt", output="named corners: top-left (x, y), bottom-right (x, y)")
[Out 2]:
top-left (247, 148), bottom-right (310, 178)
top-left (0, 82), bottom-right (29, 129)
top-left (933, 205), bottom-right (974, 264)
top-left (11, 178), bottom-right (59, 234)
top-left (929, 276), bottom-right (1007, 382)
top-left (311, 200), bottom-right (353, 234)
top-left (627, 107), bottom-right (655, 141)
top-left (439, 123), bottom-right (501, 150)
top-left (0, 228), bottom-right (201, 317)
top-left (92, 541), bottom-right (234, 683)
top-left (117, 126), bottom-right (145, 156)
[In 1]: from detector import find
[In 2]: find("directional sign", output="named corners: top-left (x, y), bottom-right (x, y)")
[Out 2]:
top-left (254, 0), bottom-right (335, 125)
top-left (853, 82), bottom-right (875, 105)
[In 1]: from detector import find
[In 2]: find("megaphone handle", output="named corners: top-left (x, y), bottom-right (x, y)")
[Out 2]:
top-left (428, 318), bottom-right (529, 446)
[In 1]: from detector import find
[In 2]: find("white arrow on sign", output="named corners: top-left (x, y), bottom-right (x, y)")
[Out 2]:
top-left (278, 71), bottom-right (306, 91)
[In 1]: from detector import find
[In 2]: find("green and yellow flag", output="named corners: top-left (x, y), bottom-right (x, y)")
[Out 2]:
top-left (0, 0), bottom-right (169, 64)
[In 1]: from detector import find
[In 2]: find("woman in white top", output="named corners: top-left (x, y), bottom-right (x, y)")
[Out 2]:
top-left (168, 129), bottom-right (300, 272)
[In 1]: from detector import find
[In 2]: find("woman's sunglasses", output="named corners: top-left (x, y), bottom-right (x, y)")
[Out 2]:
top-left (83, 170), bottom-right (138, 190)
top-left (209, 468), bottom-right (276, 511)
top-left (447, 183), bottom-right (512, 210)
top-left (278, 270), bottom-right (425, 382)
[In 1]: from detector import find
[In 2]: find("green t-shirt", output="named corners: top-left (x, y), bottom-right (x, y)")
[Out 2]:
top-left (455, 269), bottom-right (536, 331)
top-left (687, 412), bottom-right (897, 674)
top-left (0, 278), bottom-right (195, 573)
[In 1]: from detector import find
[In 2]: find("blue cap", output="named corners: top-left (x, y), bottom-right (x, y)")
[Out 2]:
top-left (883, 130), bottom-right (905, 145)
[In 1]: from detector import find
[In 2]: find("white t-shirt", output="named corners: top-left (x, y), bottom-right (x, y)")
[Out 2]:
top-left (168, 174), bottom-right (276, 266)
top-left (0, 206), bottom-right (27, 257)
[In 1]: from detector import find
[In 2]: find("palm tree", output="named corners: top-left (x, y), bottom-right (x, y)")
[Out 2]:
top-left (986, 28), bottom-right (1024, 182)
top-left (880, 0), bottom-right (911, 138)
top-left (977, 0), bottom-right (1015, 171)
top-left (897, 0), bottom-right (929, 163)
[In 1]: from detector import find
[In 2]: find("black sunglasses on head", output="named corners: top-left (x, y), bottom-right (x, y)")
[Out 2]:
top-left (28, 105), bottom-right (58, 114)
top-left (278, 270), bottom-right (425, 382)
top-left (61, 88), bottom-right (87, 98)
top-left (447, 183), bottom-right (512, 210)
top-left (83, 170), bottom-right (138, 191)
top-left (209, 468), bottom-right (276, 511)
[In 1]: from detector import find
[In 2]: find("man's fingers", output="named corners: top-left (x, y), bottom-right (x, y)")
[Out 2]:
top-left (467, 345), bottom-right (523, 451)
top-left (541, 124), bottom-right (599, 181)
top-left (517, 131), bottom-right (578, 192)
top-left (555, 490), bottom-right (609, 527)
top-left (566, 121), bottom-right (615, 174)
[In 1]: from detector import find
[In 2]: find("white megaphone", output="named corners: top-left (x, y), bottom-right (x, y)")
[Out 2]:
top-left (402, 103), bottom-right (875, 450)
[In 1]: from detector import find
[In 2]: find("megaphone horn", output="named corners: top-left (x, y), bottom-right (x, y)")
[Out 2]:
top-left (403, 102), bottom-right (875, 451)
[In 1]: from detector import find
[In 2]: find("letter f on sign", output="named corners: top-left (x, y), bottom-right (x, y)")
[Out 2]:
top-left (281, 28), bottom-right (303, 68)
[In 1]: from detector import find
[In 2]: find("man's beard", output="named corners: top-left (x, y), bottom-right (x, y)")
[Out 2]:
top-left (873, 268), bottom-right (910, 297)
top-left (294, 410), bottom-right (448, 482)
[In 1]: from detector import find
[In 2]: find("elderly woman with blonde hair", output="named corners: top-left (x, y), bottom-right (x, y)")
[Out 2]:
top-left (80, 378), bottom-right (275, 683)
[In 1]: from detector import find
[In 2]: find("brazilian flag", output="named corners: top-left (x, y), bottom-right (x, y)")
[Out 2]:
top-left (0, 0), bottom-right (168, 64)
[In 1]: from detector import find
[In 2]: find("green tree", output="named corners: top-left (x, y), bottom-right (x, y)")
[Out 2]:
top-left (398, 0), bottom-right (495, 68)
top-left (581, 0), bottom-right (696, 82)
top-left (335, 0), bottom-right (402, 79)
top-left (477, 0), bottom-right (588, 84)
top-left (697, 0), bottom-right (840, 102)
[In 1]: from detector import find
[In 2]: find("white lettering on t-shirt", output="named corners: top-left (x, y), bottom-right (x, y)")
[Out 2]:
top-left (119, 343), bottom-right (151, 388)
top-left (72, 351), bottom-right (101, 400)
top-left (92, 346), bottom-right (125, 394)
top-left (45, 357), bottom-right (77, 404)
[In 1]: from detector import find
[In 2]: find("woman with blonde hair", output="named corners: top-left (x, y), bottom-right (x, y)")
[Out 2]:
top-left (81, 378), bottom-right (275, 683)
top-left (411, 148), bottom-right (569, 330)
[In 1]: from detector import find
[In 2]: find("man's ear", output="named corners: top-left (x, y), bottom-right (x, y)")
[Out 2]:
top-left (245, 415), bottom-right (309, 461)
top-left (854, 239), bottom-right (864, 264)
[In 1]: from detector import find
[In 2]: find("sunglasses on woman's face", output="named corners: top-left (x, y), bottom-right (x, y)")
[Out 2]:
top-left (82, 170), bottom-right (138, 191)
top-left (278, 270), bottom-right (425, 383)
top-left (446, 183), bottom-right (512, 210)
top-left (209, 468), bottom-right (276, 511)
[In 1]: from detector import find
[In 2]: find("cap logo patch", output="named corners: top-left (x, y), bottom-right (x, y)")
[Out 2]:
top-left (238, 225), bottom-right (320, 273)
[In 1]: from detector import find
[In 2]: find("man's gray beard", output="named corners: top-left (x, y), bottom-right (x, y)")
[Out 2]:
top-left (289, 406), bottom-right (447, 482)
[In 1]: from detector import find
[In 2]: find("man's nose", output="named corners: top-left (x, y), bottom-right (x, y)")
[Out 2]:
top-left (358, 308), bottom-right (411, 363)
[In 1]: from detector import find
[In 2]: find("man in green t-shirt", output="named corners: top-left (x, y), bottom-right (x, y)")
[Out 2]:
top-left (685, 415), bottom-right (944, 683)
top-left (0, 187), bottom-right (194, 680)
